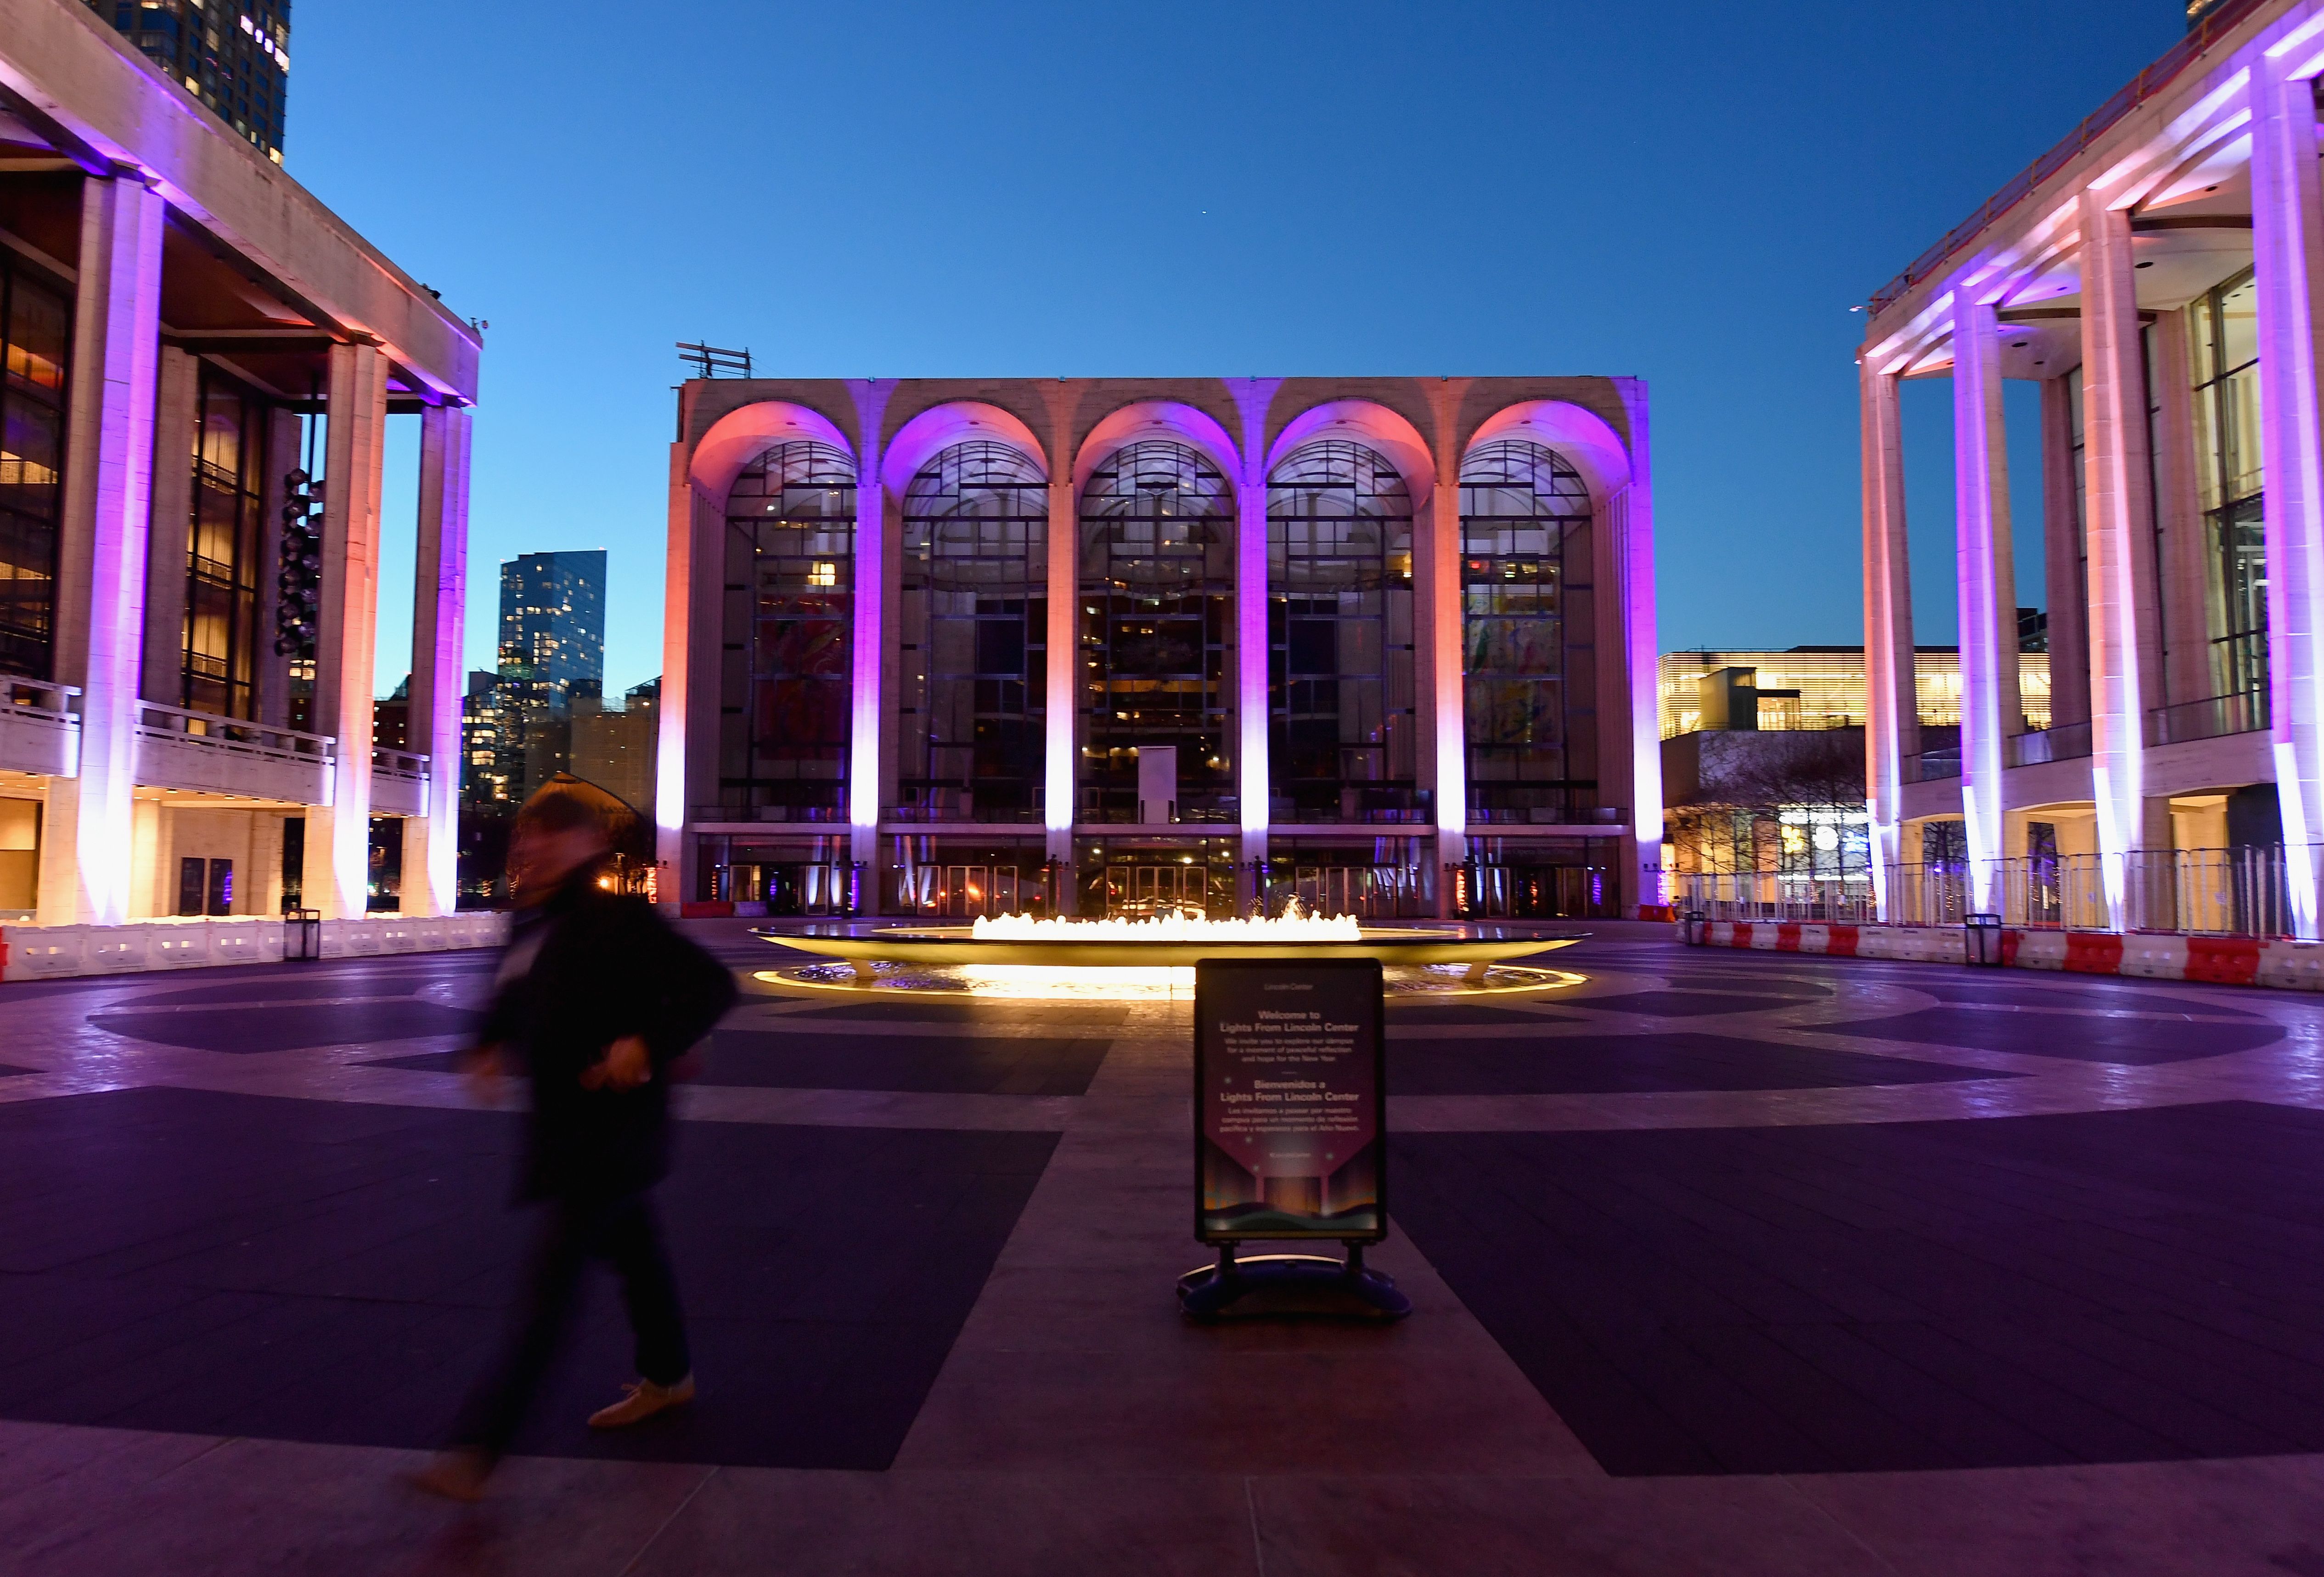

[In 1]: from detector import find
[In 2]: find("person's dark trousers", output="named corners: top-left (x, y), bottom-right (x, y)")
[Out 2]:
top-left (450, 1190), bottom-right (691, 1458)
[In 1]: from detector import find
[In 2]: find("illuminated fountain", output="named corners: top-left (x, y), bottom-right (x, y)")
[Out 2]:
top-left (755, 901), bottom-right (1582, 1001)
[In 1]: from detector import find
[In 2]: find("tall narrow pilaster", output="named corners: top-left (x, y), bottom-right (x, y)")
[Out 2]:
top-left (1951, 292), bottom-right (2020, 911)
top-left (2250, 47), bottom-right (2324, 938)
top-left (2079, 191), bottom-right (2161, 929)
top-left (1229, 381), bottom-right (1276, 896)
top-left (141, 346), bottom-right (197, 706)
top-left (37, 174), bottom-right (163, 928)
top-left (1418, 382), bottom-right (1469, 920)
top-left (1861, 359), bottom-right (1917, 919)
top-left (1612, 377), bottom-right (1663, 916)
top-left (1039, 390), bottom-right (1077, 878)
top-left (301, 340), bottom-right (387, 919)
top-left (2037, 374), bottom-right (2089, 727)
top-left (654, 400), bottom-right (711, 901)
top-left (401, 404), bottom-right (470, 917)
top-left (846, 383), bottom-right (891, 878)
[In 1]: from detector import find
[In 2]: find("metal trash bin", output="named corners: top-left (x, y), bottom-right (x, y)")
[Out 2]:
top-left (284, 907), bottom-right (321, 962)
top-left (1682, 909), bottom-right (1708, 946)
top-left (1964, 912), bottom-right (2004, 967)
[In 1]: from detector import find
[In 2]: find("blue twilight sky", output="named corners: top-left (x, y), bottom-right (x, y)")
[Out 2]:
top-left (283, 0), bottom-right (2189, 698)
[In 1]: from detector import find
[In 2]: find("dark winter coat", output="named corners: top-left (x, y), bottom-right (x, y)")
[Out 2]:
top-left (480, 872), bottom-right (737, 1200)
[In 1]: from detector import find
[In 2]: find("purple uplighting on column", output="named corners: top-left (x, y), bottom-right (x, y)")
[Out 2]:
top-left (2251, 45), bottom-right (2324, 938)
top-left (1859, 358), bottom-right (1913, 921)
top-left (1230, 382), bottom-right (1277, 858)
top-left (1950, 292), bottom-right (2014, 914)
top-left (413, 405), bottom-right (471, 917)
top-left (849, 383), bottom-right (896, 866)
top-left (1615, 381), bottom-right (1663, 912)
top-left (2078, 192), bottom-right (2151, 933)
top-left (68, 176), bottom-right (165, 927)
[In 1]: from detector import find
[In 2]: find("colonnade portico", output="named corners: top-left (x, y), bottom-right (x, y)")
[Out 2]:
top-left (0, 2), bottom-right (479, 942)
top-left (1860, 0), bottom-right (2324, 939)
top-left (658, 377), bottom-right (1660, 923)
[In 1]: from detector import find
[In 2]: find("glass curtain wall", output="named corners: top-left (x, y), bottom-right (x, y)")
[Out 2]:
top-left (1460, 439), bottom-right (1596, 823)
top-left (1077, 440), bottom-right (1235, 822)
top-left (1264, 440), bottom-right (1417, 823)
top-left (720, 440), bottom-right (855, 821)
top-left (184, 367), bottom-right (266, 719)
top-left (0, 255), bottom-right (68, 679)
top-left (897, 441), bottom-right (1047, 823)
top-left (2189, 269), bottom-right (2264, 698)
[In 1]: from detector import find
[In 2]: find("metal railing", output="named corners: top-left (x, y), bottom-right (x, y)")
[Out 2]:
top-left (135, 702), bottom-right (334, 765)
top-left (1672, 873), bottom-right (1877, 924)
top-left (1867, 0), bottom-right (2268, 315)
top-left (1682, 848), bottom-right (2306, 937)
top-left (2003, 721), bottom-right (2092, 768)
top-left (2146, 688), bottom-right (2268, 747)
top-left (1901, 748), bottom-right (1961, 783)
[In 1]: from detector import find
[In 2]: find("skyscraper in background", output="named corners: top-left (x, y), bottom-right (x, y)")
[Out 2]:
top-left (497, 551), bottom-right (607, 710)
top-left (82, 0), bottom-right (292, 161)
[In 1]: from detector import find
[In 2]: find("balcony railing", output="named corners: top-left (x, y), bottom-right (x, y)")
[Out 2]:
top-left (372, 747), bottom-right (429, 782)
top-left (1900, 748), bottom-right (1961, 783)
top-left (134, 702), bottom-right (334, 802)
top-left (135, 702), bottom-right (333, 764)
top-left (2003, 721), bottom-right (2092, 768)
top-left (2146, 689), bottom-right (2268, 747)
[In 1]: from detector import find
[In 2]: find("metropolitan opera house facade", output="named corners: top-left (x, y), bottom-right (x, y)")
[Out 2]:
top-left (655, 377), bottom-right (1660, 922)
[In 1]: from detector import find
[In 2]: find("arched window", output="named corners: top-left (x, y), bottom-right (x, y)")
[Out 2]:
top-left (897, 440), bottom-right (1047, 823)
top-left (1077, 440), bottom-right (1235, 822)
top-left (1459, 439), bottom-right (1593, 822)
top-left (720, 440), bottom-right (855, 820)
top-left (1266, 440), bottom-right (1416, 823)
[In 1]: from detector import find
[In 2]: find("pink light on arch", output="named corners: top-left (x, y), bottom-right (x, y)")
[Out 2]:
top-left (1462, 401), bottom-right (1633, 500)
top-left (1264, 400), bottom-right (1435, 507)
top-left (1460, 399), bottom-right (1657, 907)
top-left (687, 400), bottom-right (856, 510)
top-left (879, 401), bottom-right (1049, 496)
top-left (1070, 401), bottom-right (1242, 492)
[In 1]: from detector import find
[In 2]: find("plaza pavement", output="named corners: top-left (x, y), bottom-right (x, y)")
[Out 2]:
top-left (3, 921), bottom-right (2324, 1573)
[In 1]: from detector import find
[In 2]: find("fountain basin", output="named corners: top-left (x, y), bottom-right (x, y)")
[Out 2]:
top-left (757, 924), bottom-right (1580, 972)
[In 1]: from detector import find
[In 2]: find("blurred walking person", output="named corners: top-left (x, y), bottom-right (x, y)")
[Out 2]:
top-left (415, 776), bottom-right (735, 1502)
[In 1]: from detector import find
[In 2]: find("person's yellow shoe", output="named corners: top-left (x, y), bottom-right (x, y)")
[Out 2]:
top-left (587, 1374), bottom-right (696, 1429)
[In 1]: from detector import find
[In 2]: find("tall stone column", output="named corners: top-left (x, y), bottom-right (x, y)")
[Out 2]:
top-left (1428, 459), bottom-right (1465, 918)
top-left (301, 340), bottom-right (387, 919)
top-left (141, 346), bottom-right (197, 706)
top-left (846, 383), bottom-right (891, 896)
top-left (38, 174), bottom-right (164, 928)
top-left (654, 437), bottom-right (698, 901)
top-left (400, 404), bottom-right (470, 917)
top-left (1043, 469), bottom-right (1075, 873)
top-left (1611, 379), bottom-right (1663, 917)
top-left (1230, 382), bottom-right (1276, 905)
top-left (2078, 191), bottom-right (2161, 930)
top-left (2249, 47), bottom-right (2324, 938)
top-left (1951, 293), bottom-right (2020, 912)
top-left (1861, 358), bottom-right (1918, 920)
